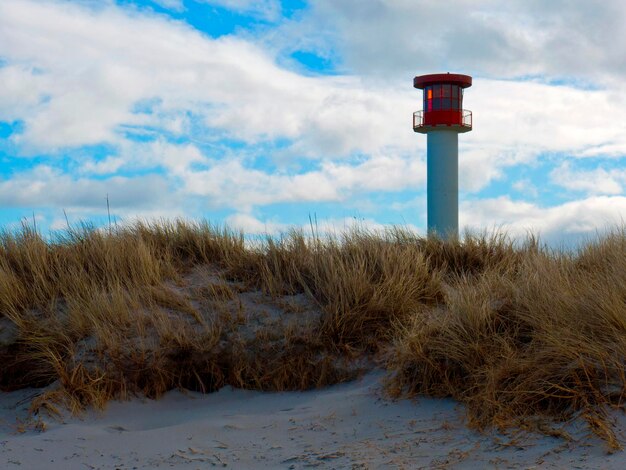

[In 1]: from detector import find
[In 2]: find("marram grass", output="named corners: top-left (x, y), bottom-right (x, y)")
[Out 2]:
top-left (0, 219), bottom-right (625, 450)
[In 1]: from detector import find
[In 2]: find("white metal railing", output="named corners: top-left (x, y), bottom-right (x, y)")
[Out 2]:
top-left (461, 109), bottom-right (472, 127)
top-left (413, 110), bottom-right (424, 128)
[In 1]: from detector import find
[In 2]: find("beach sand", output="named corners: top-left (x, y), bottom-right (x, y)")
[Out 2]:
top-left (2, 371), bottom-right (625, 469)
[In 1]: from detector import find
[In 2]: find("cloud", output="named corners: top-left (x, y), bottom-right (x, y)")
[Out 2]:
top-left (0, 0), bottom-right (417, 160)
top-left (196, 0), bottom-right (281, 21)
top-left (466, 79), bottom-right (626, 155)
top-left (224, 212), bottom-right (415, 238)
top-left (224, 212), bottom-right (286, 234)
top-left (152, 0), bottom-right (185, 11)
top-left (296, 0), bottom-right (626, 85)
top-left (76, 140), bottom-right (206, 178)
top-left (182, 154), bottom-right (426, 211)
top-left (312, 216), bottom-right (418, 236)
top-left (0, 165), bottom-right (173, 210)
top-left (461, 195), bottom-right (626, 243)
top-left (512, 179), bottom-right (539, 199)
top-left (183, 159), bottom-right (339, 210)
top-left (550, 162), bottom-right (626, 196)
top-left (1, 1), bottom-right (624, 183)
top-left (1, 0), bottom-right (626, 242)
top-left (459, 79), bottom-right (626, 192)
top-left (0, 65), bottom-right (49, 122)
top-left (79, 156), bottom-right (126, 175)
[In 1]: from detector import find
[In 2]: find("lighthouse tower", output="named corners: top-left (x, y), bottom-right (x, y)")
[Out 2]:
top-left (413, 73), bottom-right (472, 239)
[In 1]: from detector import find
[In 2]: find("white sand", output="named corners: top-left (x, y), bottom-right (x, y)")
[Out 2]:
top-left (1, 371), bottom-right (625, 469)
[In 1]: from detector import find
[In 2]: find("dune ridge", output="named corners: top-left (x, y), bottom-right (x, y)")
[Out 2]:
top-left (0, 219), bottom-right (625, 453)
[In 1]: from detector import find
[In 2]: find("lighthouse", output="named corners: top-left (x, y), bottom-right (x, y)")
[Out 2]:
top-left (413, 73), bottom-right (472, 239)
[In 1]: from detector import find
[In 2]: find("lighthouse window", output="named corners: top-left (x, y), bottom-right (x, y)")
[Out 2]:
top-left (422, 84), bottom-right (469, 110)
top-left (424, 86), bottom-right (433, 111)
top-left (451, 86), bottom-right (460, 109)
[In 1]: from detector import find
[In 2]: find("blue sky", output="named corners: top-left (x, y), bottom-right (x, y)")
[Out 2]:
top-left (1, 0), bottom-right (626, 244)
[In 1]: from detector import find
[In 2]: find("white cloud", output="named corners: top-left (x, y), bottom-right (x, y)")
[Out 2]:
top-left (183, 159), bottom-right (340, 210)
top-left (322, 154), bottom-right (425, 192)
top-left (0, 165), bottom-right (173, 210)
top-left (459, 79), bottom-right (626, 192)
top-left (461, 196), bottom-right (626, 242)
top-left (153, 0), bottom-right (185, 11)
top-left (224, 212), bottom-right (286, 234)
top-left (0, 65), bottom-right (49, 122)
top-left (0, 0), bottom-right (416, 159)
top-left (296, 0), bottom-right (626, 85)
top-left (550, 162), bottom-right (626, 196)
top-left (78, 140), bottom-right (206, 176)
top-left (196, 0), bottom-right (281, 21)
top-left (1, 0), bottom-right (626, 241)
top-left (466, 79), bottom-right (626, 155)
top-left (182, 153), bottom-right (426, 211)
top-left (131, 140), bottom-right (206, 175)
top-left (223, 212), bottom-right (419, 238)
top-left (312, 217), bottom-right (415, 236)
top-left (512, 179), bottom-right (539, 199)
top-left (1, 1), bottom-right (624, 187)
top-left (80, 156), bottom-right (126, 175)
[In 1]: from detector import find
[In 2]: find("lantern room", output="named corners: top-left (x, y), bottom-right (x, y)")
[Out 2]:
top-left (413, 73), bottom-right (472, 133)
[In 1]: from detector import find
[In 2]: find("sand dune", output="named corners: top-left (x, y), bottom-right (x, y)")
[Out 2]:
top-left (2, 371), bottom-right (625, 469)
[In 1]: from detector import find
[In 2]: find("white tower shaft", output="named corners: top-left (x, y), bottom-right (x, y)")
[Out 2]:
top-left (427, 130), bottom-right (458, 238)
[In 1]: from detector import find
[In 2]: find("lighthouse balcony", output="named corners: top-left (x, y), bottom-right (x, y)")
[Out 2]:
top-left (413, 109), bottom-right (472, 134)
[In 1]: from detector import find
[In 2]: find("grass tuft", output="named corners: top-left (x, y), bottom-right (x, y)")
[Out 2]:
top-left (0, 219), bottom-right (625, 450)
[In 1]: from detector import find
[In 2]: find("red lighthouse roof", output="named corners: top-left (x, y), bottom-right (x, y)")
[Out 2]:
top-left (413, 73), bottom-right (472, 89)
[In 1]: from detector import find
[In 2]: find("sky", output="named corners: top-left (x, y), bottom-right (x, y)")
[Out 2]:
top-left (1, 0), bottom-right (626, 245)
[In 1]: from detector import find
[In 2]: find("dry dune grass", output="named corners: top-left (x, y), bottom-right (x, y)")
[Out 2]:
top-left (0, 220), bottom-right (625, 450)
top-left (386, 231), bottom-right (626, 451)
